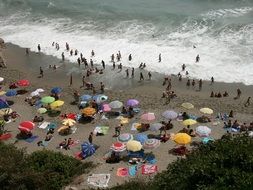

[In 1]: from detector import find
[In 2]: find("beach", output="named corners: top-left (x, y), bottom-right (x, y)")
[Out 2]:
top-left (0, 41), bottom-right (252, 189)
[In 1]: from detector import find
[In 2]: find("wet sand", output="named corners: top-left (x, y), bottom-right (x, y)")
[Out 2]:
top-left (1, 42), bottom-right (253, 189)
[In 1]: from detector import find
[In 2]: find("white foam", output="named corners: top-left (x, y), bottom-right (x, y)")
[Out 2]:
top-left (0, 14), bottom-right (253, 85)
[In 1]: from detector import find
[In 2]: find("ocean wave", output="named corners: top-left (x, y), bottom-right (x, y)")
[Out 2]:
top-left (201, 7), bottom-right (253, 19)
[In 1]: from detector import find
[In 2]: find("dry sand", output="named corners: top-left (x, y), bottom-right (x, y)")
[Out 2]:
top-left (0, 43), bottom-right (253, 189)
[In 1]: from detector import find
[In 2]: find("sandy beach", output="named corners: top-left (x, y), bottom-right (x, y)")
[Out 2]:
top-left (0, 42), bottom-right (253, 189)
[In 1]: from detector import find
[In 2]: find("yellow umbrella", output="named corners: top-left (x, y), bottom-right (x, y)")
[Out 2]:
top-left (173, 133), bottom-right (191, 145)
top-left (82, 107), bottom-right (96, 116)
top-left (120, 117), bottom-right (129, 124)
top-left (200, 108), bottom-right (213, 114)
top-left (62, 118), bottom-right (76, 126)
top-left (0, 91), bottom-right (6, 96)
top-left (126, 140), bottom-right (142, 152)
top-left (0, 108), bottom-right (13, 117)
top-left (50, 100), bottom-right (64, 108)
top-left (183, 119), bottom-right (197, 126)
top-left (181, 102), bottom-right (194, 109)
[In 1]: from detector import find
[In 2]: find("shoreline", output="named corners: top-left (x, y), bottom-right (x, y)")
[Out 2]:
top-left (0, 40), bottom-right (253, 189)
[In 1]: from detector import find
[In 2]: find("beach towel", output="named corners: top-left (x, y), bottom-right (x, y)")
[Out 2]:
top-left (38, 121), bottom-right (50, 129)
top-left (74, 151), bottom-right (83, 160)
top-left (69, 140), bottom-right (80, 147)
top-left (87, 174), bottom-right (110, 188)
top-left (141, 165), bottom-right (158, 175)
top-left (117, 168), bottom-right (129, 177)
top-left (129, 165), bottom-right (137, 177)
top-left (25, 135), bottom-right (38, 143)
top-left (0, 133), bottom-right (12, 140)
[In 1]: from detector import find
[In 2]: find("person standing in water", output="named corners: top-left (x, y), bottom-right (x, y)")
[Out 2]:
top-left (101, 60), bottom-right (105, 69)
top-left (61, 52), bottom-right (65, 61)
top-left (128, 54), bottom-right (132, 61)
top-left (66, 43), bottom-right (69, 51)
top-left (148, 72), bottom-right (152, 80)
top-left (100, 82), bottom-right (105, 93)
top-left (196, 54), bottom-right (200, 63)
top-left (125, 69), bottom-right (129, 78)
top-left (182, 64), bottom-right (186, 71)
top-left (37, 44), bottom-right (41, 52)
top-left (131, 67), bottom-right (135, 78)
top-left (139, 72), bottom-right (144, 81)
top-left (25, 48), bottom-right (29, 55)
top-left (211, 77), bottom-right (214, 85)
top-left (91, 50), bottom-right (95, 57)
top-left (159, 53), bottom-right (161, 62)
top-left (198, 79), bottom-right (202, 91)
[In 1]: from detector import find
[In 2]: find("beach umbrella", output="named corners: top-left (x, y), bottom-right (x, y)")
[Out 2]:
top-left (0, 77), bottom-right (4, 82)
top-left (82, 107), bottom-right (96, 116)
top-left (173, 133), bottom-right (191, 145)
top-left (41, 96), bottom-right (55, 104)
top-left (183, 119), bottom-right (197, 126)
top-left (35, 88), bottom-right (44, 93)
top-left (134, 133), bottom-right (148, 144)
top-left (150, 123), bottom-right (163, 131)
top-left (66, 113), bottom-right (76, 120)
top-left (109, 100), bottom-right (123, 109)
top-left (110, 142), bottom-right (126, 152)
top-left (117, 133), bottom-right (133, 143)
top-left (30, 91), bottom-right (40, 97)
top-left (181, 102), bottom-right (194, 109)
top-left (17, 79), bottom-right (30, 87)
top-left (126, 140), bottom-right (142, 152)
top-left (162, 110), bottom-right (178, 120)
top-left (80, 94), bottom-right (92, 102)
top-left (18, 121), bottom-right (35, 133)
top-left (202, 137), bottom-right (214, 144)
top-left (0, 96), bottom-right (6, 102)
top-left (141, 112), bottom-right (155, 122)
top-left (81, 142), bottom-right (96, 158)
top-left (0, 100), bottom-right (9, 109)
top-left (37, 107), bottom-right (47, 114)
top-left (196, 126), bottom-right (211, 137)
top-left (51, 87), bottom-right (62, 94)
top-left (200, 108), bottom-right (213, 115)
top-left (102, 104), bottom-right (111, 112)
top-left (93, 94), bottom-right (108, 104)
top-left (120, 117), bottom-right (129, 124)
top-left (50, 100), bottom-right (64, 108)
top-left (6, 89), bottom-right (17, 97)
top-left (0, 108), bottom-right (13, 117)
top-left (62, 118), bottom-right (76, 126)
top-left (47, 122), bottom-right (57, 129)
top-left (126, 99), bottom-right (139, 107)
top-left (0, 91), bottom-right (6, 96)
top-left (143, 138), bottom-right (160, 149)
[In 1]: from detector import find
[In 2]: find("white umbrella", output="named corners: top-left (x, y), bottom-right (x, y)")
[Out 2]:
top-left (30, 91), bottom-right (40, 97)
top-left (35, 88), bottom-right (45, 93)
top-left (196, 126), bottom-right (211, 137)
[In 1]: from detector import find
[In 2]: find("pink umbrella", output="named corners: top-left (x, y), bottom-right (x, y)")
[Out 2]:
top-left (18, 121), bottom-right (35, 132)
top-left (141, 112), bottom-right (155, 122)
top-left (102, 104), bottom-right (111, 112)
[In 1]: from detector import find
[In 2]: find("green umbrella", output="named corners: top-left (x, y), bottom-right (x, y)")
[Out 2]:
top-left (41, 96), bottom-right (55, 104)
top-left (37, 108), bottom-right (47, 114)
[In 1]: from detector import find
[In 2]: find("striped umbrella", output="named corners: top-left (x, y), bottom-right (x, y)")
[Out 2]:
top-left (0, 108), bottom-right (13, 117)
top-left (143, 138), bottom-right (160, 149)
top-left (117, 133), bottom-right (133, 143)
top-left (93, 94), bottom-right (108, 104)
top-left (141, 113), bottom-right (155, 122)
top-left (134, 133), bottom-right (148, 144)
top-left (81, 142), bottom-right (96, 158)
top-left (18, 121), bottom-right (35, 133)
top-left (162, 110), bottom-right (178, 120)
top-left (196, 126), bottom-right (211, 137)
top-left (126, 99), bottom-right (139, 107)
top-left (110, 142), bottom-right (126, 152)
top-left (150, 123), bottom-right (163, 131)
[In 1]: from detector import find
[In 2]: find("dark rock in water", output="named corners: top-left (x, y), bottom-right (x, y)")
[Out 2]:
top-left (0, 38), bottom-right (4, 47)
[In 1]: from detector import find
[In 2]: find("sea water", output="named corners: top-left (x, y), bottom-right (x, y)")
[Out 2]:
top-left (0, 0), bottom-right (253, 84)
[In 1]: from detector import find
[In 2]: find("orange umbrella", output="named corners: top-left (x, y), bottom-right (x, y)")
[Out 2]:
top-left (82, 107), bottom-right (96, 116)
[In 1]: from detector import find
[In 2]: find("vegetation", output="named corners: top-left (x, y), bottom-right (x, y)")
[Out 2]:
top-left (111, 135), bottom-right (253, 190)
top-left (0, 142), bottom-right (94, 190)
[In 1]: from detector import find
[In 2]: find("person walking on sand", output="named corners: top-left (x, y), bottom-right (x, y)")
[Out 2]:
top-left (100, 82), bottom-right (105, 93)
top-left (196, 54), bottom-right (200, 62)
top-left (148, 72), bottom-right (152, 80)
top-left (198, 79), bottom-right (202, 91)
top-left (37, 44), bottom-right (41, 52)
top-left (234, 88), bottom-right (242, 99)
top-left (61, 52), bottom-right (65, 61)
top-left (139, 72), bottom-right (144, 81)
top-left (244, 97), bottom-right (251, 107)
top-left (159, 53), bottom-right (161, 62)
top-left (69, 74), bottom-right (73, 86)
top-left (25, 48), bottom-right (29, 55)
top-left (39, 67), bottom-right (43, 78)
top-left (125, 69), bottom-right (129, 78)
top-left (88, 132), bottom-right (93, 144)
top-left (191, 79), bottom-right (195, 88)
top-left (211, 77), bottom-right (214, 85)
top-left (131, 67), bottom-right (135, 78)
top-left (186, 79), bottom-right (190, 88)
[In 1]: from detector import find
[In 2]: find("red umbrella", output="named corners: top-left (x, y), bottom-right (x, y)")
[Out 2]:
top-left (17, 79), bottom-right (30, 87)
top-left (18, 121), bottom-right (35, 132)
top-left (67, 113), bottom-right (76, 120)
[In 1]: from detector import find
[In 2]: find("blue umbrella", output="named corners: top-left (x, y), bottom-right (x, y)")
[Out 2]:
top-left (6, 89), bottom-right (17, 97)
top-left (81, 142), bottom-right (96, 158)
top-left (0, 100), bottom-right (9, 109)
top-left (93, 94), bottom-right (108, 104)
top-left (80, 94), bottom-right (92, 101)
top-left (134, 133), bottom-right (148, 144)
top-left (51, 87), bottom-right (62, 94)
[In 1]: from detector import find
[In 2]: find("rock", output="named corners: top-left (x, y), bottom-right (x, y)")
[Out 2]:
top-left (0, 38), bottom-right (5, 48)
